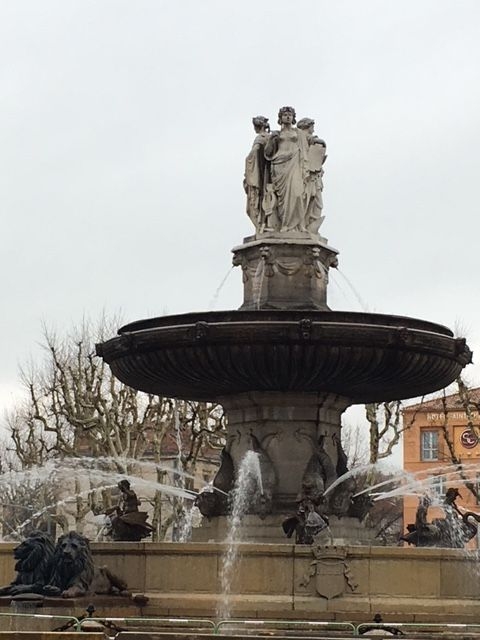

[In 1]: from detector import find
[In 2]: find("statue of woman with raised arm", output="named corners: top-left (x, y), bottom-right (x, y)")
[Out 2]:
top-left (244, 116), bottom-right (270, 232)
top-left (264, 106), bottom-right (309, 233)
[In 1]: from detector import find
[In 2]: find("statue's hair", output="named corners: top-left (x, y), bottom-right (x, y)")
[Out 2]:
top-left (277, 106), bottom-right (296, 125)
top-left (297, 117), bottom-right (315, 130)
top-left (252, 116), bottom-right (270, 132)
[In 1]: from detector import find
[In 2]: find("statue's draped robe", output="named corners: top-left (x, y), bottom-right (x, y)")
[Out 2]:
top-left (264, 128), bottom-right (309, 232)
top-left (244, 133), bottom-right (269, 227)
top-left (304, 140), bottom-right (326, 233)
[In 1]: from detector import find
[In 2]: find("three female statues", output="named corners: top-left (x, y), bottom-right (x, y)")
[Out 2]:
top-left (244, 106), bottom-right (326, 236)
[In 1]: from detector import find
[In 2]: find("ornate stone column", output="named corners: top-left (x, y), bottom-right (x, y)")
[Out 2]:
top-left (219, 391), bottom-right (351, 510)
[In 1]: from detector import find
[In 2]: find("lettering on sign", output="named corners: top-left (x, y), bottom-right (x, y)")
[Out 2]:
top-left (426, 411), bottom-right (480, 422)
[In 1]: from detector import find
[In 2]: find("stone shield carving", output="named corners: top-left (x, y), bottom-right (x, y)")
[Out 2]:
top-left (315, 552), bottom-right (346, 599)
top-left (300, 546), bottom-right (357, 600)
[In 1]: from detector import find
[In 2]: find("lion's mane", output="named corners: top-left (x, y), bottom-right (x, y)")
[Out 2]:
top-left (0, 530), bottom-right (55, 596)
top-left (46, 531), bottom-right (94, 598)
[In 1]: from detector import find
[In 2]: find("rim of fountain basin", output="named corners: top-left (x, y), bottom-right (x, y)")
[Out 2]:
top-left (96, 309), bottom-right (471, 404)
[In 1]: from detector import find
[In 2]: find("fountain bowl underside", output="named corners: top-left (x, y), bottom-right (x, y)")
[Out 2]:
top-left (97, 310), bottom-right (471, 403)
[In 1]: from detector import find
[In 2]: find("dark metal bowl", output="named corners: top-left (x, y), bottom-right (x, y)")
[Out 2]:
top-left (96, 310), bottom-right (471, 403)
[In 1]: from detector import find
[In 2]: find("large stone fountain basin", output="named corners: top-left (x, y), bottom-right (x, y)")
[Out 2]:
top-left (96, 310), bottom-right (471, 403)
top-left (1, 542), bottom-right (479, 623)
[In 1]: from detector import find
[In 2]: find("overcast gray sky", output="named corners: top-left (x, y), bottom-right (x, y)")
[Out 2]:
top-left (1, 0), bottom-right (480, 422)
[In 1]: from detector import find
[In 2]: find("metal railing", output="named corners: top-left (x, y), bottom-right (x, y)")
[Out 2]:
top-left (355, 621), bottom-right (480, 636)
top-left (81, 615), bottom-right (217, 633)
top-left (216, 619), bottom-right (356, 636)
top-left (0, 612), bottom-right (80, 630)
top-left (2, 613), bottom-right (480, 637)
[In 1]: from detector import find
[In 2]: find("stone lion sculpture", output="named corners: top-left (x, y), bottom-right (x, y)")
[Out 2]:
top-left (43, 531), bottom-right (130, 599)
top-left (0, 530), bottom-right (56, 596)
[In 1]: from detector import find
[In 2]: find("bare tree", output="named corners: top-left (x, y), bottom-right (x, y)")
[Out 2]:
top-left (10, 320), bottom-right (172, 469)
top-left (149, 400), bottom-right (226, 541)
top-left (365, 400), bottom-right (424, 464)
top-left (437, 376), bottom-right (480, 503)
top-left (341, 421), bottom-right (369, 466)
top-left (3, 318), bottom-right (226, 539)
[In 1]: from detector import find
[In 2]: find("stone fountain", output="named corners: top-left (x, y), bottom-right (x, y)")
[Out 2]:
top-left (96, 105), bottom-right (471, 546)
top-left (91, 106), bottom-right (480, 622)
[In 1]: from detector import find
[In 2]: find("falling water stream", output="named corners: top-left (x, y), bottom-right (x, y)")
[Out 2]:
top-left (0, 456), bottom-right (204, 541)
top-left (329, 267), bottom-right (370, 312)
top-left (326, 461), bottom-right (480, 505)
top-left (172, 400), bottom-right (190, 541)
top-left (208, 267), bottom-right (235, 310)
top-left (322, 463), bottom-right (382, 497)
top-left (252, 260), bottom-right (265, 310)
top-left (217, 450), bottom-right (263, 620)
top-left (334, 268), bottom-right (370, 312)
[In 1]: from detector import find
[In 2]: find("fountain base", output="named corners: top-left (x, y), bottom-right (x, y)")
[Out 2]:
top-left (192, 514), bottom-right (377, 545)
top-left (1, 542), bottom-right (479, 625)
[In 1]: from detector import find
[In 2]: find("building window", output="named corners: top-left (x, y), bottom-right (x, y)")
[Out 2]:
top-left (421, 430), bottom-right (439, 461)
top-left (432, 475), bottom-right (446, 498)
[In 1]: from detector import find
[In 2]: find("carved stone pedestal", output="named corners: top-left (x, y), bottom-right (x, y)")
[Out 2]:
top-left (219, 391), bottom-right (351, 512)
top-left (232, 233), bottom-right (339, 311)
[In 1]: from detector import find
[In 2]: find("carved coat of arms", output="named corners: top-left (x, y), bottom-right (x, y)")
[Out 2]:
top-left (300, 546), bottom-right (357, 600)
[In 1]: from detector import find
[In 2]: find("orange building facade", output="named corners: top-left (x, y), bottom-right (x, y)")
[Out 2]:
top-left (402, 388), bottom-right (480, 546)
